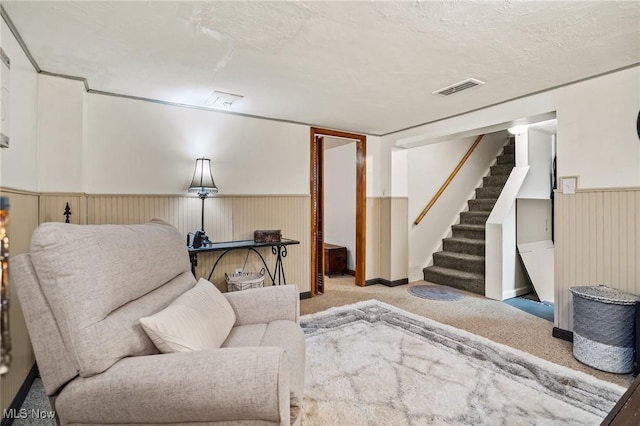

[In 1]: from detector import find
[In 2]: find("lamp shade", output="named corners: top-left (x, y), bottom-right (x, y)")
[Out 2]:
top-left (188, 158), bottom-right (218, 194)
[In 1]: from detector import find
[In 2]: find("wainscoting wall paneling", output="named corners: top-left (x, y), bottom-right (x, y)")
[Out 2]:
top-left (366, 197), bottom-right (381, 280)
top-left (42, 194), bottom-right (313, 293)
top-left (554, 188), bottom-right (640, 331)
top-left (39, 193), bottom-right (87, 224)
top-left (0, 189), bottom-right (39, 415)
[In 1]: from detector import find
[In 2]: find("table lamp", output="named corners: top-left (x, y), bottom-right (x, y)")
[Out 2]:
top-left (188, 157), bottom-right (218, 245)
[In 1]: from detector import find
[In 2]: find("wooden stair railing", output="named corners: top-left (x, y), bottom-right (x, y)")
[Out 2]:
top-left (414, 134), bottom-right (485, 226)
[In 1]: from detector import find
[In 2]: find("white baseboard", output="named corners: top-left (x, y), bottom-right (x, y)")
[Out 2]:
top-left (502, 285), bottom-right (533, 300)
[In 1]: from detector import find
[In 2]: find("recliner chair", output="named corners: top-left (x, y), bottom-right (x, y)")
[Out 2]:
top-left (12, 220), bottom-right (305, 425)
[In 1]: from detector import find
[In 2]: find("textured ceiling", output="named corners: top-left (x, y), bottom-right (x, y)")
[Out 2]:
top-left (3, 1), bottom-right (639, 135)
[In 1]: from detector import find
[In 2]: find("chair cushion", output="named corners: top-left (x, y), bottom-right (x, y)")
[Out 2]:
top-left (223, 323), bottom-right (268, 347)
top-left (29, 220), bottom-right (195, 377)
top-left (140, 278), bottom-right (236, 353)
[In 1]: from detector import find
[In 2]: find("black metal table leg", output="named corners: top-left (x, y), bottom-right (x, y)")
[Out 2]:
top-left (271, 244), bottom-right (288, 285)
top-left (189, 252), bottom-right (197, 276)
top-left (206, 248), bottom-right (276, 284)
top-left (188, 239), bottom-right (299, 285)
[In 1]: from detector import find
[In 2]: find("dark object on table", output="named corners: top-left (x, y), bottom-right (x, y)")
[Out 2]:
top-left (189, 231), bottom-right (204, 249)
top-left (324, 243), bottom-right (347, 277)
top-left (254, 230), bottom-right (281, 243)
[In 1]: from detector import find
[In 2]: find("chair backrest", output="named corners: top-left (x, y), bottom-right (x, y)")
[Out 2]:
top-left (12, 254), bottom-right (78, 395)
top-left (13, 220), bottom-right (195, 395)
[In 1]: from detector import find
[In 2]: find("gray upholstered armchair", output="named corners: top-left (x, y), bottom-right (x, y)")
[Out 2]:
top-left (12, 220), bottom-right (305, 425)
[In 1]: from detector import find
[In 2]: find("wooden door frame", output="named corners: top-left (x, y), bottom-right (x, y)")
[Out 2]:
top-left (310, 127), bottom-right (366, 295)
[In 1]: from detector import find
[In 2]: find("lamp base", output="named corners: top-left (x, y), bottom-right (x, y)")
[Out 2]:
top-left (200, 231), bottom-right (211, 246)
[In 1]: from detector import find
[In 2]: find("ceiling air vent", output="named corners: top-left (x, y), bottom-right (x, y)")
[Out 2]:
top-left (433, 78), bottom-right (485, 96)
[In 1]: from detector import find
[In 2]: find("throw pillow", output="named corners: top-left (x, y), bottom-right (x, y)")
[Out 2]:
top-left (139, 278), bottom-right (236, 353)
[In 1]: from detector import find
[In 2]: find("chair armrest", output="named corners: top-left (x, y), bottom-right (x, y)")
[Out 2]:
top-left (225, 285), bottom-right (300, 325)
top-left (55, 347), bottom-right (291, 425)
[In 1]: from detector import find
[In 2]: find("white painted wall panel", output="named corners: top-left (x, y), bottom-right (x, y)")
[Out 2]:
top-left (516, 199), bottom-right (552, 243)
top-left (324, 143), bottom-right (356, 270)
top-left (366, 136), bottom-right (383, 197)
top-left (555, 68), bottom-right (640, 189)
top-left (391, 149), bottom-right (408, 197)
top-left (85, 94), bottom-right (310, 195)
top-left (518, 128), bottom-right (553, 199)
top-left (0, 20), bottom-right (38, 191)
top-left (37, 75), bottom-right (85, 192)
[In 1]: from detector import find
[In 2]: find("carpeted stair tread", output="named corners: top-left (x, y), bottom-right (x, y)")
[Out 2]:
top-left (423, 266), bottom-right (483, 280)
top-left (476, 186), bottom-right (503, 199)
top-left (422, 266), bottom-right (485, 295)
top-left (444, 237), bottom-right (485, 246)
top-left (443, 237), bottom-right (485, 256)
top-left (468, 199), bottom-right (497, 211)
top-left (483, 175), bottom-right (509, 187)
top-left (490, 164), bottom-right (514, 176)
top-left (433, 251), bottom-right (485, 274)
top-left (497, 154), bottom-right (515, 165)
top-left (460, 211), bottom-right (490, 224)
top-left (503, 144), bottom-right (515, 155)
top-left (452, 224), bottom-right (485, 232)
top-left (449, 224), bottom-right (487, 242)
top-left (452, 225), bottom-right (485, 239)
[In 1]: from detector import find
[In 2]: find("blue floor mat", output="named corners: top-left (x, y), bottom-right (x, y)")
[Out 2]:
top-left (504, 297), bottom-right (554, 322)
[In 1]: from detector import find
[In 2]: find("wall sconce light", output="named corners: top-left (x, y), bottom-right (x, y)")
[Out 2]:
top-left (188, 158), bottom-right (218, 245)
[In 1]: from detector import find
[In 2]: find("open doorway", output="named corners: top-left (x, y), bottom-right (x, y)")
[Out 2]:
top-left (310, 127), bottom-right (366, 295)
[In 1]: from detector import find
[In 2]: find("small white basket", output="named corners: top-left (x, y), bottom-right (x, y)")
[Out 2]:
top-left (225, 268), bottom-right (265, 292)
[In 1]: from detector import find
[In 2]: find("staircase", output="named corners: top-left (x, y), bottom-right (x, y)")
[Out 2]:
top-left (422, 138), bottom-right (515, 295)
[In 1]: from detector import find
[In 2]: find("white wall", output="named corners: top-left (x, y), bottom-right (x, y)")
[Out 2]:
top-left (406, 131), bottom-right (508, 281)
top-left (485, 166), bottom-right (530, 300)
top-left (366, 135), bottom-right (383, 197)
top-left (518, 128), bottom-right (553, 199)
top-left (324, 142), bottom-right (356, 270)
top-left (388, 66), bottom-right (640, 190)
top-left (391, 149), bottom-right (408, 197)
top-left (516, 199), bottom-right (552, 244)
top-left (85, 94), bottom-right (309, 195)
top-left (33, 75), bottom-right (389, 198)
top-left (38, 75), bottom-right (85, 192)
top-left (0, 19), bottom-right (38, 191)
top-left (555, 67), bottom-right (640, 189)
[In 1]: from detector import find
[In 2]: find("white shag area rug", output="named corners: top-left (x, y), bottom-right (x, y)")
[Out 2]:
top-left (300, 300), bottom-right (625, 426)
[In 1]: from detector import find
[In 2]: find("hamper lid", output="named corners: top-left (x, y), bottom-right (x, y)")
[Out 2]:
top-left (569, 285), bottom-right (640, 305)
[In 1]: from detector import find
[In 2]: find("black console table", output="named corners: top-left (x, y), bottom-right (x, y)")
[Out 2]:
top-left (187, 238), bottom-right (300, 286)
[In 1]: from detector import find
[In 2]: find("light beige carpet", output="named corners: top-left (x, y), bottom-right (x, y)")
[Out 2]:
top-left (301, 277), bottom-right (634, 389)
